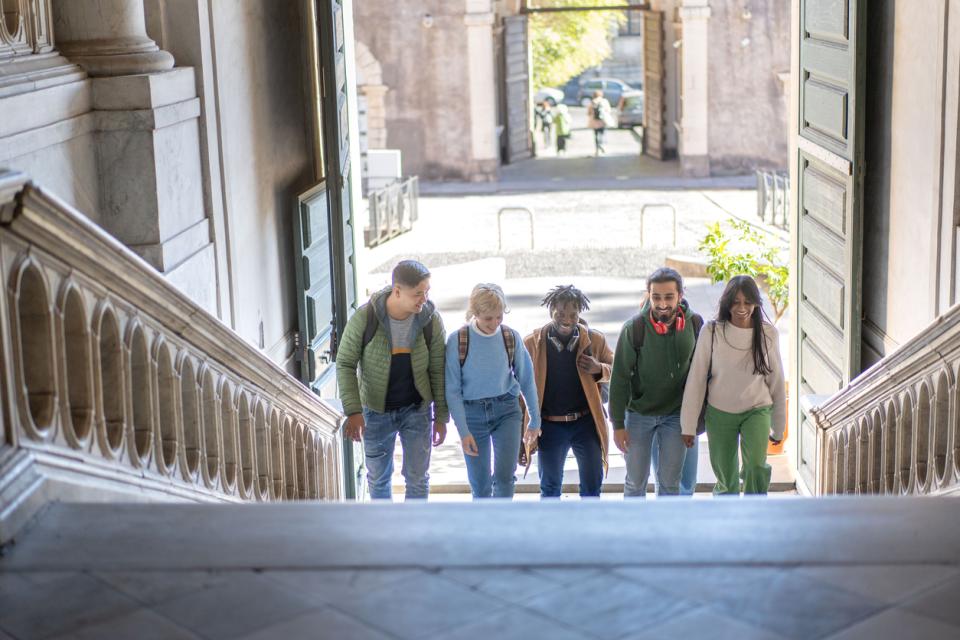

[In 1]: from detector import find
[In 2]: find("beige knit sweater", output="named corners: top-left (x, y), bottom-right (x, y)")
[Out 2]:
top-left (680, 321), bottom-right (786, 439)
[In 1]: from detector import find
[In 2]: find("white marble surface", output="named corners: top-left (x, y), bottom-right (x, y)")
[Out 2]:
top-left (1, 499), bottom-right (958, 639)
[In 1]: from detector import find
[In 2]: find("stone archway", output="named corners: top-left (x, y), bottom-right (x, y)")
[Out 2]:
top-left (354, 40), bottom-right (387, 151)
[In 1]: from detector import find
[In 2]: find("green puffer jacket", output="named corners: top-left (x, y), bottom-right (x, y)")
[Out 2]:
top-left (335, 287), bottom-right (448, 422)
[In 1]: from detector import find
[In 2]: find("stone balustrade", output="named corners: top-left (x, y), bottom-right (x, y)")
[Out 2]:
top-left (0, 171), bottom-right (344, 540)
top-left (809, 308), bottom-right (960, 496)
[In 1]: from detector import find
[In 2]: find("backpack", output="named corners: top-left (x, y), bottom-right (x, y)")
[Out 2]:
top-left (593, 98), bottom-right (608, 122)
top-left (457, 324), bottom-right (516, 371)
top-left (360, 302), bottom-right (434, 355)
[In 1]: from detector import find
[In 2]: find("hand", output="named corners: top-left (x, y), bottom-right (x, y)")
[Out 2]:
top-left (461, 434), bottom-right (479, 456)
top-left (432, 421), bottom-right (447, 447)
top-left (768, 435), bottom-right (782, 446)
top-left (523, 428), bottom-right (541, 450)
top-left (577, 352), bottom-right (602, 375)
top-left (682, 435), bottom-right (696, 448)
top-left (344, 413), bottom-right (365, 442)
top-left (613, 428), bottom-right (629, 453)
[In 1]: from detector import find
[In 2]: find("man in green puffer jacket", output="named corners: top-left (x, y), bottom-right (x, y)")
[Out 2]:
top-left (336, 260), bottom-right (448, 500)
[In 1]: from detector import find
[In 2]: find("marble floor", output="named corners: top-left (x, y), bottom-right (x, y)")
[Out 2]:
top-left (1, 499), bottom-right (959, 639)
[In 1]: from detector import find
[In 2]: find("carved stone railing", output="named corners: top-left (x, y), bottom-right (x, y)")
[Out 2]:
top-left (0, 171), bottom-right (344, 541)
top-left (809, 308), bottom-right (960, 496)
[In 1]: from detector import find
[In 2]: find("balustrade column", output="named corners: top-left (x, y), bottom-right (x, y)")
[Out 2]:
top-left (51, 0), bottom-right (173, 76)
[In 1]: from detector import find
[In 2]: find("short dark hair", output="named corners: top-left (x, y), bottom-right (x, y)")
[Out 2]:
top-left (646, 267), bottom-right (684, 293)
top-left (541, 284), bottom-right (591, 313)
top-left (392, 260), bottom-right (431, 288)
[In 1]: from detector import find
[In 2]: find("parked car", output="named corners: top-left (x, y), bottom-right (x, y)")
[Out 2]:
top-left (617, 90), bottom-right (644, 128)
top-left (534, 87), bottom-right (564, 106)
top-left (577, 77), bottom-right (635, 108)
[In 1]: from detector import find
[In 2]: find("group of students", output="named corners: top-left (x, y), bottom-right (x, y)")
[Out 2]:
top-left (336, 259), bottom-right (786, 500)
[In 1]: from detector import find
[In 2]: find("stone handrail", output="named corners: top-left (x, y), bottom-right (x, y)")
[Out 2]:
top-left (0, 171), bottom-right (344, 540)
top-left (809, 306), bottom-right (960, 496)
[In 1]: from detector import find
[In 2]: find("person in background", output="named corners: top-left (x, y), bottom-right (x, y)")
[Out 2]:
top-left (587, 90), bottom-right (612, 156)
top-left (554, 103), bottom-right (572, 155)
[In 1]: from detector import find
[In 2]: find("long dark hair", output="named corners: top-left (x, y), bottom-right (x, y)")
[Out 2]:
top-left (717, 275), bottom-right (772, 376)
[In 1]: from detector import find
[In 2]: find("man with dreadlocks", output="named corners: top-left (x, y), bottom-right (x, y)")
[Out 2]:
top-left (523, 285), bottom-right (613, 497)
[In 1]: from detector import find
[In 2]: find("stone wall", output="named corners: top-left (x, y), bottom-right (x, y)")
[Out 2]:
top-left (203, 1), bottom-right (315, 369)
top-left (861, 0), bottom-right (960, 367)
top-left (705, 0), bottom-right (790, 174)
top-left (354, 0), bottom-right (498, 181)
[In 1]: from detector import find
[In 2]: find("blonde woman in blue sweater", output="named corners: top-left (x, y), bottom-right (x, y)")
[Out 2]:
top-left (445, 284), bottom-right (541, 498)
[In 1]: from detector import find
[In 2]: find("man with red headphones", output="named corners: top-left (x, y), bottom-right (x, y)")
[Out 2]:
top-left (609, 267), bottom-right (705, 497)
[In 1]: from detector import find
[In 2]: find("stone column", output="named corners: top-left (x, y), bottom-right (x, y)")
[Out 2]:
top-left (464, 0), bottom-right (499, 181)
top-left (51, 0), bottom-right (173, 76)
top-left (679, 0), bottom-right (711, 177)
top-left (50, 0), bottom-right (215, 315)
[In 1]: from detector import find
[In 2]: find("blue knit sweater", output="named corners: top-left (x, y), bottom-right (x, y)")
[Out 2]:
top-left (444, 323), bottom-right (541, 437)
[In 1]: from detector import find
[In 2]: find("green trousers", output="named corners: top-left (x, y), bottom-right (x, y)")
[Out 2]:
top-left (705, 404), bottom-right (773, 495)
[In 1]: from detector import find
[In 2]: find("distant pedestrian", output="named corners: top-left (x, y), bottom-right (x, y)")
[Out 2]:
top-left (524, 285), bottom-right (613, 498)
top-left (680, 275), bottom-right (786, 495)
top-left (536, 100), bottom-right (554, 149)
top-left (445, 284), bottom-right (540, 499)
top-left (587, 90), bottom-right (612, 155)
top-left (554, 103), bottom-right (572, 154)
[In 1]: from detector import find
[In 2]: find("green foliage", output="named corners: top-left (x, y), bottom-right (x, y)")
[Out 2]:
top-left (699, 220), bottom-right (790, 323)
top-left (529, 1), bottom-right (624, 90)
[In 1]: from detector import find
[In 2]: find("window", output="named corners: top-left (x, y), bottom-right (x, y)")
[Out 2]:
top-left (619, 10), bottom-right (644, 36)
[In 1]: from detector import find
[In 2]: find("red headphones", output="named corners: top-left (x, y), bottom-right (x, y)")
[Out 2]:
top-left (650, 307), bottom-right (685, 335)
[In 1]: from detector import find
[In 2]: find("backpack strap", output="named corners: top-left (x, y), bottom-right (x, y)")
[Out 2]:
top-left (691, 312), bottom-right (704, 338)
top-left (458, 325), bottom-right (470, 366)
top-left (631, 313), bottom-right (646, 353)
top-left (360, 303), bottom-right (378, 354)
top-left (422, 313), bottom-right (434, 349)
top-left (501, 324), bottom-right (516, 369)
top-left (361, 303), bottom-right (435, 356)
top-left (458, 324), bottom-right (517, 369)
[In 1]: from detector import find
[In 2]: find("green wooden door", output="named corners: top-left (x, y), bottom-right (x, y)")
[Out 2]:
top-left (295, 0), bottom-right (361, 498)
top-left (796, 0), bottom-right (867, 492)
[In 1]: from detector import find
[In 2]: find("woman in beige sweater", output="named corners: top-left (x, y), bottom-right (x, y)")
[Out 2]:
top-left (680, 275), bottom-right (786, 494)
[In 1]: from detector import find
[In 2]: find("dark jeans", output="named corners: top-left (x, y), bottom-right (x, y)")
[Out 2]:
top-left (593, 127), bottom-right (606, 153)
top-left (537, 413), bottom-right (603, 497)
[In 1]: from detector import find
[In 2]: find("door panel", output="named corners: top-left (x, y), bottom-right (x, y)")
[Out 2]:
top-left (642, 11), bottom-right (665, 160)
top-left (504, 15), bottom-right (531, 162)
top-left (294, 184), bottom-right (335, 388)
top-left (796, 0), bottom-right (866, 492)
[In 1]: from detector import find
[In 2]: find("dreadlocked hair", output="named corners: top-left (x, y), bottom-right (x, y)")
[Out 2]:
top-left (541, 285), bottom-right (591, 313)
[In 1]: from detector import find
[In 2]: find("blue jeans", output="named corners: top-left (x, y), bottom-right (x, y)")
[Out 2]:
top-left (362, 404), bottom-right (432, 500)
top-left (623, 411), bottom-right (686, 497)
top-left (537, 414), bottom-right (603, 498)
top-left (462, 393), bottom-right (522, 499)
top-left (653, 435), bottom-right (698, 495)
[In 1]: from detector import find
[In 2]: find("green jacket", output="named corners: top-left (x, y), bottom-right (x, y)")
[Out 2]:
top-left (609, 299), bottom-right (698, 428)
top-left (335, 288), bottom-right (448, 422)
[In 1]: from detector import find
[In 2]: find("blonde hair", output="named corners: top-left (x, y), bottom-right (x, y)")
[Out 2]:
top-left (466, 283), bottom-right (508, 321)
